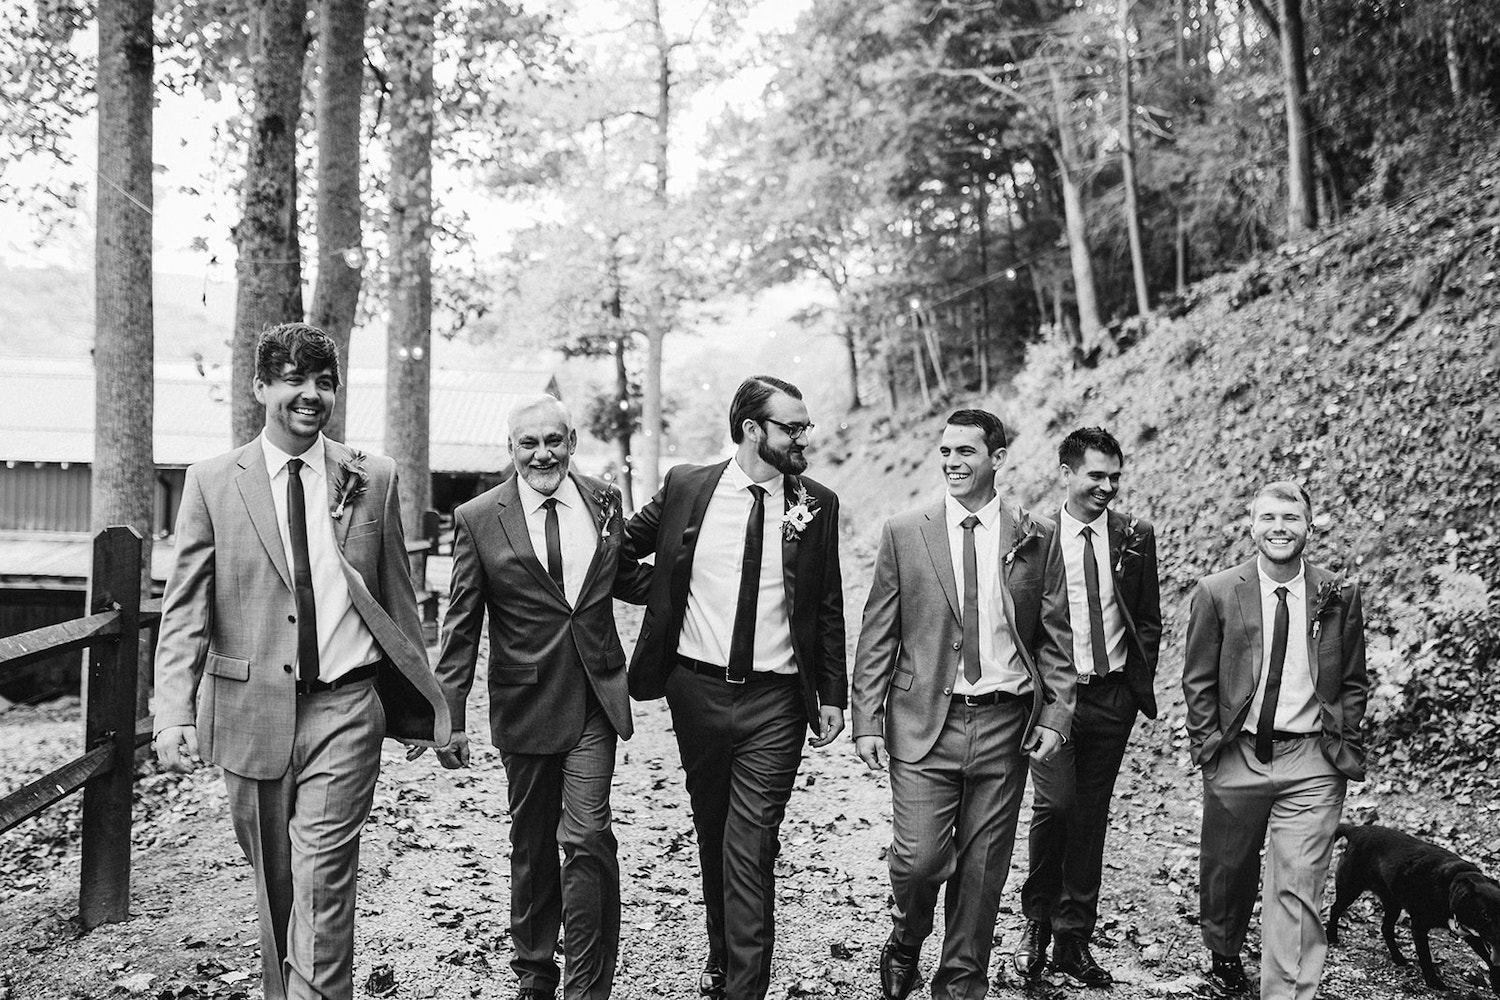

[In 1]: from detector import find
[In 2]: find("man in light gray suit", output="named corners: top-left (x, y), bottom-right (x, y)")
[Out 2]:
top-left (1183, 480), bottom-right (1367, 999)
top-left (154, 323), bottom-right (451, 1000)
top-left (852, 409), bottom-right (1074, 1000)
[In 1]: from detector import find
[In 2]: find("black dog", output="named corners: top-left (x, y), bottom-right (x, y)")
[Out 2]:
top-left (1328, 823), bottom-right (1500, 994)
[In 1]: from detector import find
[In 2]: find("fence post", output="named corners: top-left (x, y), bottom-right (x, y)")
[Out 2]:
top-left (79, 526), bottom-right (142, 928)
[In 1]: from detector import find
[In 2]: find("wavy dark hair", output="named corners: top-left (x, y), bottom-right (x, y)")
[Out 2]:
top-left (728, 375), bottom-right (802, 444)
top-left (945, 408), bottom-right (1007, 452)
top-left (255, 322), bottom-right (342, 388)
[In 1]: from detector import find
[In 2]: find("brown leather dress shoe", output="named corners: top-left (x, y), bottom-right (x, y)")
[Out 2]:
top-left (1012, 919), bottom-right (1051, 980)
top-left (879, 934), bottom-right (921, 1000)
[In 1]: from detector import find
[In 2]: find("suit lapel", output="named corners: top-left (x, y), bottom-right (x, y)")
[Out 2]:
top-left (234, 439), bottom-right (293, 592)
top-left (572, 472), bottom-right (608, 601)
top-left (918, 503), bottom-right (960, 623)
top-left (672, 461), bottom-right (727, 605)
top-left (1303, 562), bottom-right (1326, 687)
top-left (323, 438), bottom-right (353, 548)
top-left (781, 475), bottom-right (799, 616)
top-left (1233, 562), bottom-right (1263, 687)
top-left (994, 503), bottom-right (1023, 648)
top-left (1107, 510), bottom-right (1139, 636)
top-left (496, 477), bottom-right (568, 605)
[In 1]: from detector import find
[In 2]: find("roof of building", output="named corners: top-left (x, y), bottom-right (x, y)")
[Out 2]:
top-left (0, 357), bottom-right (555, 473)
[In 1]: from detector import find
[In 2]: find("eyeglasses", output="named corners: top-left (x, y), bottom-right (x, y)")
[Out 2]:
top-left (762, 418), bottom-right (815, 441)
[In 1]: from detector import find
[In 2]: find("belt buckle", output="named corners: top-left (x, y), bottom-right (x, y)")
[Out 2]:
top-left (961, 694), bottom-right (982, 706)
top-left (725, 668), bottom-right (746, 685)
top-left (1078, 673), bottom-right (1095, 685)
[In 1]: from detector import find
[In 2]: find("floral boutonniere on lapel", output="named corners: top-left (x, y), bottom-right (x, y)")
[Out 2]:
top-left (330, 451), bottom-right (368, 520)
top-left (781, 482), bottom-right (820, 541)
top-left (1003, 508), bottom-right (1044, 566)
top-left (1309, 573), bottom-right (1345, 638)
top-left (594, 485), bottom-right (620, 539)
top-left (1113, 516), bottom-right (1143, 575)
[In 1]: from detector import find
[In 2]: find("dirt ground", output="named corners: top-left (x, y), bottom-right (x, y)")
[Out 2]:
top-left (3, 566), bottom-right (1497, 1000)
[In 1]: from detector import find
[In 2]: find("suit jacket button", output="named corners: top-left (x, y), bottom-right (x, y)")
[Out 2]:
top-left (952, 641), bottom-right (961, 650)
top-left (943, 687), bottom-right (952, 695)
top-left (288, 614), bottom-right (296, 623)
top-left (283, 663), bottom-right (293, 673)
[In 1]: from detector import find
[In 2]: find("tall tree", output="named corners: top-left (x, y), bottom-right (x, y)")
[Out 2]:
top-left (1277, 0), bottom-right (1317, 233)
top-left (231, 0), bottom-right (310, 445)
top-left (92, 0), bottom-right (154, 714)
top-left (310, 0), bottom-right (368, 442)
top-left (382, 0), bottom-right (435, 538)
top-left (1119, 0), bottom-right (1150, 317)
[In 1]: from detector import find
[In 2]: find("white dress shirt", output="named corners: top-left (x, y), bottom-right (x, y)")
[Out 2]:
top-left (515, 472), bottom-right (598, 606)
top-left (677, 459), bottom-right (796, 675)
top-left (1058, 507), bottom-right (1128, 678)
top-left (944, 494), bottom-right (1028, 696)
top-left (1245, 561), bottom-right (1320, 734)
top-left (261, 433), bottom-right (379, 683)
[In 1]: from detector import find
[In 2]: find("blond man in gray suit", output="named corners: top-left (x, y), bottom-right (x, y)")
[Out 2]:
top-left (153, 323), bottom-right (450, 1000)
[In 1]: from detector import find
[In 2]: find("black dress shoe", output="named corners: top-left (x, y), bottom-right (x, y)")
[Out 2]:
top-left (515, 988), bottom-right (556, 1000)
top-left (1053, 936), bottom-right (1113, 987)
top-left (879, 934), bottom-right (921, 1000)
top-left (1012, 919), bottom-right (1051, 980)
top-left (698, 956), bottom-right (726, 999)
top-left (1207, 952), bottom-right (1249, 994)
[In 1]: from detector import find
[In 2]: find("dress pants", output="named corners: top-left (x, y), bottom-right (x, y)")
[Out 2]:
top-left (1021, 677), bottom-right (1137, 941)
top-left (224, 678), bottom-right (385, 1000)
top-left (887, 698), bottom-right (1029, 1000)
top-left (665, 666), bottom-right (805, 1000)
top-left (501, 694), bottom-right (621, 1000)
top-left (1199, 734), bottom-right (1346, 1000)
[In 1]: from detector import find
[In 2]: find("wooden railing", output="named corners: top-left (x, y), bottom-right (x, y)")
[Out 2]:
top-left (0, 526), bottom-right (160, 929)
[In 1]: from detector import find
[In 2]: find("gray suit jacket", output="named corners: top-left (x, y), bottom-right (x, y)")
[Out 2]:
top-left (1182, 558), bottom-right (1368, 780)
top-left (153, 436), bottom-right (452, 780)
top-left (852, 499), bottom-right (1075, 764)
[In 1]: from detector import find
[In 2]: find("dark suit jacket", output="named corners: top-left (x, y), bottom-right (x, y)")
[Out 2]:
top-left (434, 472), bottom-right (649, 755)
top-left (154, 436), bottom-right (451, 780)
top-left (622, 460), bottom-right (847, 727)
top-left (1051, 508), bottom-right (1163, 719)
top-left (1182, 558), bottom-right (1368, 780)
top-left (851, 500), bottom-right (1076, 764)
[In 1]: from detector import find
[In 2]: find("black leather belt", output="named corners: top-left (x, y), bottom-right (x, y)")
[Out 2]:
top-left (678, 656), bottom-right (797, 686)
top-left (297, 661), bottom-right (378, 696)
top-left (1077, 670), bottom-right (1127, 686)
top-left (1241, 729), bottom-right (1319, 742)
top-left (951, 690), bottom-right (1026, 707)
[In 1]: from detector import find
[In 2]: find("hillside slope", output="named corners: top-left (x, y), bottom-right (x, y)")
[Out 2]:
top-left (821, 131), bottom-right (1500, 797)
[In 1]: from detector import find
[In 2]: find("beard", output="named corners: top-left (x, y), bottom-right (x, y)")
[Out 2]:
top-left (757, 435), bottom-right (808, 475)
top-left (519, 461), bottom-right (567, 495)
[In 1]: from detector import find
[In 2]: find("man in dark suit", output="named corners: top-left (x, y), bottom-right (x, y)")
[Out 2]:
top-left (852, 409), bottom-right (1075, 1000)
top-left (1183, 480), bottom-right (1367, 999)
top-left (623, 375), bottom-right (846, 1000)
top-left (429, 395), bottom-right (648, 1000)
top-left (1013, 426), bottom-right (1162, 986)
top-left (154, 323), bottom-right (451, 1000)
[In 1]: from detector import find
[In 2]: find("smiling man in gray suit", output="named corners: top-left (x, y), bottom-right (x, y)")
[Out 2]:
top-left (153, 323), bottom-right (451, 1000)
top-left (429, 395), bottom-right (648, 1000)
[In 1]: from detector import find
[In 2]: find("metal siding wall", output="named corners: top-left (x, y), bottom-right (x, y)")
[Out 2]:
top-left (0, 464), bottom-right (91, 531)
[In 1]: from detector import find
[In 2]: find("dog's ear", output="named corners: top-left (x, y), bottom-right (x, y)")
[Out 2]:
top-left (1450, 872), bottom-right (1482, 914)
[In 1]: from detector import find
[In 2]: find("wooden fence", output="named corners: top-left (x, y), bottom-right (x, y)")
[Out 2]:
top-left (0, 526), bottom-right (159, 929)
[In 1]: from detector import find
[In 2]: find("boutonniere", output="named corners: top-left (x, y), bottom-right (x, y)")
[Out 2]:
top-left (781, 483), bottom-right (820, 540)
top-left (1309, 573), bottom-right (1345, 638)
top-left (330, 451), bottom-right (368, 520)
top-left (1114, 516), bottom-right (1142, 575)
top-left (1003, 508), bottom-right (1043, 565)
top-left (594, 485), bottom-right (620, 538)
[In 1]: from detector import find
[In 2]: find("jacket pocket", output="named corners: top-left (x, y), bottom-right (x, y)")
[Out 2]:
top-left (205, 651), bottom-right (250, 682)
top-left (891, 667), bottom-right (914, 691)
top-left (345, 519), bottom-right (379, 539)
top-left (492, 664), bottom-right (539, 685)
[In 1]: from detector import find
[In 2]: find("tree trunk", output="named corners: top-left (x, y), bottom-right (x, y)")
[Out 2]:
top-left (606, 241), bottom-right (635, 513)
top-left (1445, 15), bottom-right (1463, 101)
top-left (1175, 207), bottom-right (1189, 293)
top-left (310, 0), bottom-right (367, 441)
top-left (1120, 0), bottom-right (1150, 318)
top-left (1048, 64), bottom-right (1106, 352)
top-left (384, 0), bottom-right (434, 540)
top-left (974, 179), bottom-right (991, 395)
top-left (638, 0), bottom-right (671, 490)
top-left (1278, 0), bottom-right (1317, 234)
top-left (232, 0), bottom-right (308, 446)
top-left (842, 322), bottom-right (863, 410)
top-left (94, 0), bottom-right (155, 716)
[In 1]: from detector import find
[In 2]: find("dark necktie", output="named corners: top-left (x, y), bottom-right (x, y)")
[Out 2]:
top-left (727, 485), bottom-right (767, 682)
top-left (961, 515), bottom-right (981, 685)
top-left (1255, 585), bottom-right (1291, 763)
top-left (285, 458), bottom-right (319, 685)
top-left (1081, 526), bottom-right (1111, 677)
top-left (541, 497), bottom-right (565, 594)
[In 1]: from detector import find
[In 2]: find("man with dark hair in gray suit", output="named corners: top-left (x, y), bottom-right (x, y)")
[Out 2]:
top-left (154, 322), bottom-right (451, 1000)
top-left (428, 395), bottom-right (648, 1000)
